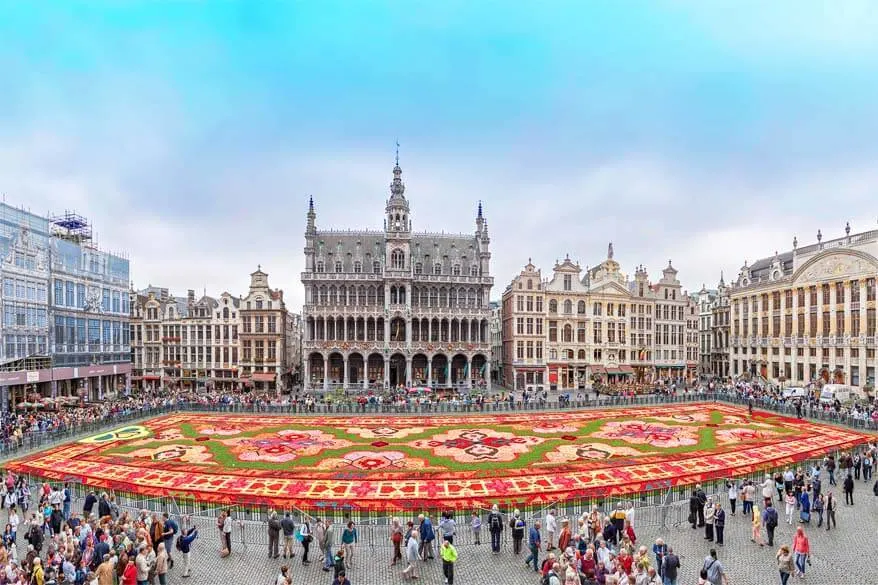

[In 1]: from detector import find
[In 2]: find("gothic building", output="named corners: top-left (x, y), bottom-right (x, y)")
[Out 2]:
top-left (301, 158), bottom-right (493, 392)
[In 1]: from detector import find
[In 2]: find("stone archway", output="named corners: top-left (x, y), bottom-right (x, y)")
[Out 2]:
top-left (389, 353), bottom-right (406, 388)
top-left (471, 354), bottom-right (487, 388)
top-left (367, 353), bottom-right (384, 389)
top-left (348, 352), bottom-right (364, 388)
top-left (411, 353), bottom-right (428, 386)
top-left (308, 352), bottom-right (325, 388)
top-left (432, 354), bottom-right (449, 387)
top-left (328, 352), bottom-right (344, 387)
top-left (451, 354), bottom-right (467, 387)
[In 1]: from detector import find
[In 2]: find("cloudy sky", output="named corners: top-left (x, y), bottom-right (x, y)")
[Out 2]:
top-left (2, 1), bottom-right (877, 306)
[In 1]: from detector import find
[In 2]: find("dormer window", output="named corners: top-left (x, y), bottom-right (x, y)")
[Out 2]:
top-left (433, 263), bottom-right (442, 275)
top-left (354, 261), bottom-right (362, 273)
top-left (373, 261), bottom-right (381, 274)
top-left (333, 261), bottom-right (342, 273)
top-left (316, 261), bottom-right (324, 273)
top-left (452, 264), bottom-right (461, 276)
top-left (470, 265), bottom-right (478, 276)
top-left (414, 262), bottom-right (423, 275)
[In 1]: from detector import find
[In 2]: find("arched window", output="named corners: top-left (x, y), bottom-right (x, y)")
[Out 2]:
top-left (578, 349), bottom-right (586, 360)
top-left (391, 249), bottom-right (405, 270)
top-left (470, 265), bottom-right (478, 276)
top-left (434, 263), bottom-right (442, 275)
top-left (566, 349), bottom-right (574, 360)
top-left (563, 324), bottom-right (573, 342)
top-left (353, 261), bottom-right (362, 273)
top-left (549, 300), bottom-right (557, 314)
top-left (577, 300), bottom-right (586, 314)
top-left (222, 307), bottom-right (229, 319)
top-left (452, 264), bottom-right (461, 276)
top-left (373, 261), bottom-right (381, 274)
top-left (414, 262), bottom-right (423, 274)
top-left (527, 279), bottom-right (533, 290)
top-left (335, 261), bottom-right (343, 273)
top-left (316, 261), bottom-right (324, 273)
top-left (564, 300), bottom-right (572, 314)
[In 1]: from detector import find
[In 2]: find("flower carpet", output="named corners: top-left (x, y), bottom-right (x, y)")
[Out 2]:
top-left (4, 404), bottom-right (872, 512)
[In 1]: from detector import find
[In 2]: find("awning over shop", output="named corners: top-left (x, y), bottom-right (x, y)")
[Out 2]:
top-left (591, 366), bottom-right (606, 375)
top-left (142, 375), bottom-right (160, 381)
top-left (605, 367), bottom-right (621, 375)
top-left (618, 365), bottom-right (634, 374)
top-left (252, 372), bottom-right (277, 382)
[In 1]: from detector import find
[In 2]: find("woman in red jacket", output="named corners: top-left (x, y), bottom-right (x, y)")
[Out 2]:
top-left (792, 526), bottom-right (810, 578)
top-left (121, 557), bottom-right (138, 585)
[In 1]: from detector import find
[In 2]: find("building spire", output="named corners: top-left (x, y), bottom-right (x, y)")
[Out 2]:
top-left (395, 140), bottom-right (400, 168)
top-left (306, 195), bottom-right (316, 234)
top-left (608, 242), bottom-right (614, 260)
top-left (477, 200), bottom-right (483, 219)
top-left (390, 143), bottom-right (405, 199)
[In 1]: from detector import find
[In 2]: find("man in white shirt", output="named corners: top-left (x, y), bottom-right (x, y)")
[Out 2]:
top-left (545, 509), bottom-right (557, 551)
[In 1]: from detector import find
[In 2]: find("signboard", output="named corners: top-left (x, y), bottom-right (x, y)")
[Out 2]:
top-left (26, 371), bottom-right (39, 383)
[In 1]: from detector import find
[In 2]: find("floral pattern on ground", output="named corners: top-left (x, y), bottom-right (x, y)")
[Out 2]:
top-left (542, 443), bottom-right (642, 464)
top-left (345, 426), bottom-right (426, 439)
top-left (593, 421), bottom-right (699, 448)
top-left (315, 451), bottom-right (428, 471)
top-left (80, 426), bottom-right (151, 444)
top-left (408, 429), bottom-right (544, 462)
top-left (715, 427), bottom-right (781, 445)
top-left (527, 422), bottom-right (581, 434)
top-left (9, 404), bottom-right (871, 513)
top-left (221, 430), bottom-right (353, 463)
top-left (125, 444), bottom-right (215, 464)
top-left (651, 412), bottom-right (712, 424)
top-left (197, 425), bottom-right (247, 436)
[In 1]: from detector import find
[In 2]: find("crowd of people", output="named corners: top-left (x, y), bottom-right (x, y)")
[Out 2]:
top-left (0, 474), bottom-right (199, 584)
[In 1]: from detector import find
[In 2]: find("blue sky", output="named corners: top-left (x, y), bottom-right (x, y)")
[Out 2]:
top-left (2, 1), bottom-right (878, 304)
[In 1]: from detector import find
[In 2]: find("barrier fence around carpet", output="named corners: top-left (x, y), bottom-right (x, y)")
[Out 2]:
top-left (2, 392), bottom-right (875, 463)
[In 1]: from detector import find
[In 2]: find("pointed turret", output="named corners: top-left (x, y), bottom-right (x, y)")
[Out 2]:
top-left (306, 196), bottom-right (316, 235)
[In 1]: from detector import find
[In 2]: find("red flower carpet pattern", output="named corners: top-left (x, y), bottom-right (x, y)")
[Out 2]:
top-left (5, 404), bottom-right (872, 512)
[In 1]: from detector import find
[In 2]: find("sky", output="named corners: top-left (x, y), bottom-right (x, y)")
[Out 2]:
top-left (2, 1), bottom-right (878, 306)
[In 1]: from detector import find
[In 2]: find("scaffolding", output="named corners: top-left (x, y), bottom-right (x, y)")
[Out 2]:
top-left (49, 211), bottom-right (93, 245)
top-left (0, 354), bottom-right (51, 372)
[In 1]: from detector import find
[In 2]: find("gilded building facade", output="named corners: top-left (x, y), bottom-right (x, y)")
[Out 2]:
top-left (502, 245), bottom-right (698, 391)
top-left (301, 159), bottom-right (493, 392)
top-left (729, 225), bottom-right (878, 389)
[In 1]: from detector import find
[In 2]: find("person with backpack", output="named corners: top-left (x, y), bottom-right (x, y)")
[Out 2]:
top-left (511, 510), bottom-right (526, 555)
top-left (487, 505), bottom-right (503, 553)
top-left (661, 546), bottom-right (680, 585)
top-left (762, 502), bottom-right (778, 547)
top-left (177, 526), bottom-right (198, 578)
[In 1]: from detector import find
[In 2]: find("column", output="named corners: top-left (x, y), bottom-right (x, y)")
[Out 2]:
top-left (323, 357), bottom-right (329, 391)
top-left (343, 318), bottom-right (347, 342)
top-left (427, 359), bottom-right (432, 388)
top-left (428, 320), bottom-right (432, 343)
top-left (486, 359), bottom-right (492, 392)
top-left (383, 358), bottom-right (390, 388)
top-left (406, 318), bottom-right (412, 347)
top-left (97, 375), bottom-right (103, 401)
top-left (405, 358), bottom-right (412, 388)
top-left (304, 359), bottom-right (310, 391)
top-left (466, 355), bottom-right (472, 389)
top-left (343, 356), bottom-right (349, 389)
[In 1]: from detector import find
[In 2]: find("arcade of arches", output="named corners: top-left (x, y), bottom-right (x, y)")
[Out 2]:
top-left (306, 352), bottom-right (489, 391)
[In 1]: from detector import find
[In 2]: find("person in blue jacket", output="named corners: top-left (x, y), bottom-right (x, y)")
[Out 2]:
top-left (178, 526), bottom-right (198, 578)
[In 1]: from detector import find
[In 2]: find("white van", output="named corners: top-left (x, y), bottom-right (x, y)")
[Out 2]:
top-left (819, 384), bottom-right (855, 405)
top-left (782, 387), bottom-right (809, 400)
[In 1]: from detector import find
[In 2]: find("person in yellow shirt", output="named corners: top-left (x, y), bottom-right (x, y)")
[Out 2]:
top-left (31, 557), bottom-right (45, 585)
top-left (440, 537), bottom-right (458, 585)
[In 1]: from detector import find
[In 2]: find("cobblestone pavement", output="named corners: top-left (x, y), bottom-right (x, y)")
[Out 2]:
top-left (169, 483), bottom-right (878, 585)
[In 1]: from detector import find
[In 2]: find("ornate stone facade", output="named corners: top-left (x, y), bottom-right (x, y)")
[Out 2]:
top-left (729, 225), bottom-right (878, 389)
top-left (301, 159), bottom-right (493, 392)
top-left (502, 245), bottom-right (698, 391)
